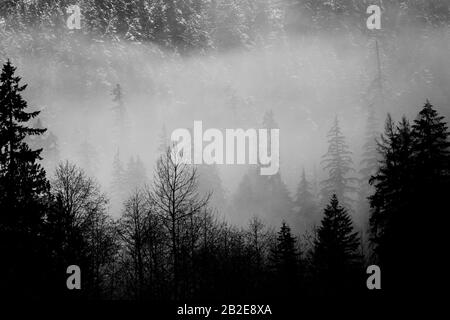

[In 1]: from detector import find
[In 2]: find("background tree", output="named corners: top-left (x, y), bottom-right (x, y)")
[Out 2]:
top-left (294, 168), bottom-right (319, 232)
top-left (321, 117), bottom-right (357, 210)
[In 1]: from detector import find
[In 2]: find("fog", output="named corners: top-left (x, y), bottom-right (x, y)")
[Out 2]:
top-left (3, 24), bottom-right (450, 225)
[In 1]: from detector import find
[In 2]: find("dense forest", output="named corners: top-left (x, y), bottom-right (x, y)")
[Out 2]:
top-left (0, 0), bottom-right (449, 302)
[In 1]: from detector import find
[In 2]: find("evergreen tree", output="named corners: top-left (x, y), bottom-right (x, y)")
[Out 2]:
top-left (0, 60), bottom-right (51, 297)
top-left (294, 168), bottom-right (318, 232)
top-left (233, 111), bottom-right (293, 226)
top-left (268, 222), bottom-right (299, 299)
top-left (370, 102), bottom-right (450, 292)
top-left (28, 118), bottom-right (60, 173)
top-left (313, 194), bottom-right (362, 294)
top-left (369, 114), bottom-right (415, 291)
top-left (321, 117), bottom-right (357, 210)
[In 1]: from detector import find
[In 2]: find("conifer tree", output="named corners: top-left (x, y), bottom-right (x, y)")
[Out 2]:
top-left (268, 222), bottom-right (299, 298)
top-left (234, 110), bottom-right (293, 226)
top-left (321, 117), bottom-right (357, 210)
top-left (294, 168), bottom-right (318, 231)
top-left (0, 60), bottom-right (50, 297)
top-left (370, 102), bottom-right (450, 292)
top-left (313, 195), bottom-right (361, 294)
top-left (28, 118), bottom-right (60, 173)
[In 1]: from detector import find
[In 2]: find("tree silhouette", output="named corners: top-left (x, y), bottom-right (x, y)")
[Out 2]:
top-left (0, 60), bottom-right (51, 298)
top-left (321, 117), bottom-right (357, 210)
top-left (269, 222), bottom-right (299, 299)
top-left (313, 195), bottom-right (361, 294)
top-left (370, 101), bottom-right (450, 293)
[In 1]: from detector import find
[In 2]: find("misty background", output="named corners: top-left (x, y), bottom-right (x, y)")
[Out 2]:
top-left (1, 0), bottom-right (449, 229)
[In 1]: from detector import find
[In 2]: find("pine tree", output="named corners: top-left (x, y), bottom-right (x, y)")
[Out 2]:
top-left (294, 168), bottom-right (318, 231)
top-left (268, 222), bottom-right (299, 298)
top-left (0, 60), bottom-right (51, 297)
top-left (233, 110), bottom-right (293, 226)
top-left (411, 100), bottom-right (450, 185)
top-left (313, 194), bottom-right (361, 294)
top-left (369, 114), bottom-right (415, 291)
top-left (28, 118), bottom-right (60, 173)
top-left (370, 102), bottom-right (450, 292)
top-left (321, 117), bottom-right (357, 210)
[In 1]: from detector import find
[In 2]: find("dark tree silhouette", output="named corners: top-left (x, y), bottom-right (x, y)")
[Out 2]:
top-left (370, 101), bottom-right (450, 293)
top-left (269, 222), bottom-right (300, 299)
top-left (313, 195), bottom-right (362, 295)
top-left (0, 60), bottom-right (51, 298)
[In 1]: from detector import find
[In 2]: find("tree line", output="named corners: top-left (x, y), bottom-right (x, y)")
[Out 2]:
top-left (1, 59), bottom-right (447, 299)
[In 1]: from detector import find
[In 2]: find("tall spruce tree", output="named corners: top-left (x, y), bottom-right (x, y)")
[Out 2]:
top-left (369, 114), bottom-right (415, 291)
top-left (321, 117), bottom-right (357, 210)
top-left (313, 194), bottom-right (362, 294)
top-left (370, 102), bottom-right (450, 292)
top-left (268, 222), bottom-right (299, 298)
top-left (0, 60), bottom-right (50, 297)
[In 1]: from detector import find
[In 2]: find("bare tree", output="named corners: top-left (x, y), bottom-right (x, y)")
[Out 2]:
top-left (49, 161), bottom-right (116, 298)
top-left (150, 147), bottom-right (210, 299)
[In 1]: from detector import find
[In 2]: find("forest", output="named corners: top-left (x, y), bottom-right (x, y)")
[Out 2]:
top-left (0, 0), bottom-right (449, 302)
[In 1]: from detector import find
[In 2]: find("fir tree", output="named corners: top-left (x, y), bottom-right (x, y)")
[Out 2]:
top-left (313, 194), bottom-right (361, 294)
top-left (233, 110), bottom-right (293, 226)
top-left (28, 118), bottom-right (60, 173)
top-left (294, 168), bottom-right (318, 231)
top-left (370, 102), bottom-right (450, 292)
top-left (0, 60), bottom-right (51, 297)
top-left (369, 115), bottom-right (415, 291)
top-left (268, 222), bottom-right (299, 298)
top-left (321, 117), bottom-right (357, 210)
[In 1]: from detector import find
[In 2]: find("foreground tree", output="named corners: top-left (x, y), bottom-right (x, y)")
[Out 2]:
top-left (370, 101), bottom-right (450, 292)
top-left (47, 161), bottom-right (116, 299)
top-left (313, 195), bottom-right (362, 294)
top-left (151, 146), bottom-right (210, 299)
top-left (0, 60), bottom-right (51, 298)
top-left (268, 222), bottom-right (299, 299)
